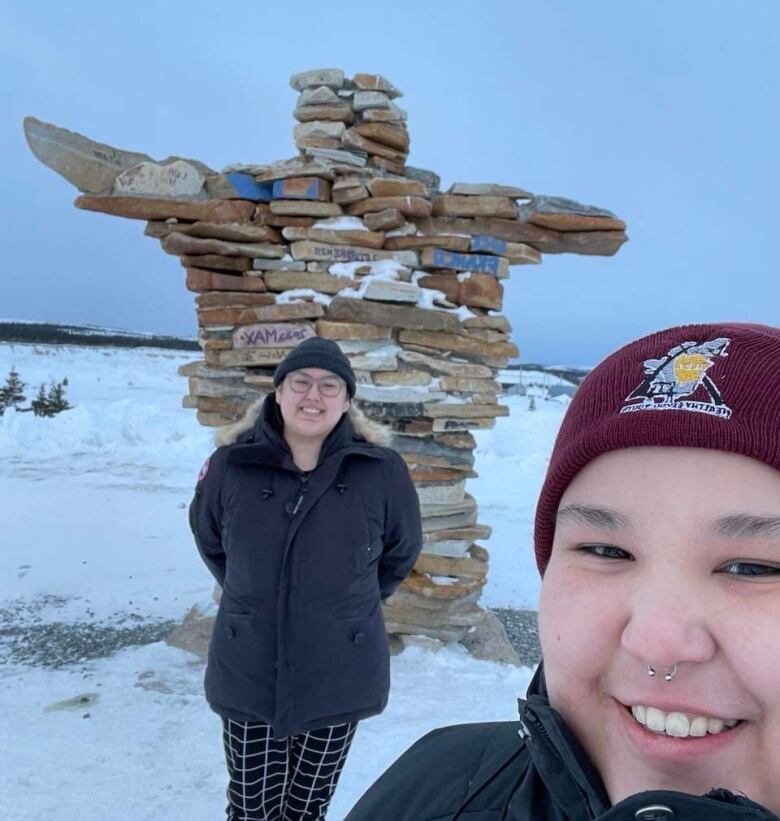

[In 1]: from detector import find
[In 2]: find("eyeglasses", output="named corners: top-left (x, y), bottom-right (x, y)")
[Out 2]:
top-left (285, 372), bottom-right (345, 398)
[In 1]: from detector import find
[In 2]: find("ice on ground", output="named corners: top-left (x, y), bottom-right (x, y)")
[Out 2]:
top-left (0, 640), bottom-right (532, 821)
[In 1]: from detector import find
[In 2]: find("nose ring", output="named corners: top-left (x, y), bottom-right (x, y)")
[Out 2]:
top-left (647, 663), bottom-right (678, 681)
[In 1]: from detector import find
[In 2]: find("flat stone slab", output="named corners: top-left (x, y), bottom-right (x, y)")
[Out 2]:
top-left (270, 200), bottom-right (342, 217)
top-left (353, 90), bottom-right (392, 111)
top-left (290, 68), bottom-right (345, 91)
top-left (271, 177), bottom-right (332, 201)
top-left (518, 196), bottom-right (624, 232)
top-left (218, 347), bottom-right (290, 367)
top-left (347, 196), bottom-right (432, 219)
top-left (252, 156), bottom-right (336, 183)
top-left (399, 329), bottom-right (518, 361)
top-left (75, 194), bottom-right (254, 223)
top-left (182, 254), bottom-right (252, 272)
top-left (362, 279), bottom-right (420, 303)
top-left (365, 177), bottom-right (426, 198)
top-left (462, 314), bottom-right (512, 333)
top-left (361, 103), bottom-right (408, 123)
top-left (398, 350), bottom-right (494, 378)
top-left (327, 296), bottom-right (461, 333)
top-left (298, 86), bottom-right (341, 106)
top-left (113, 159), bottom-right (206, 198)
top-left (186, 268), bottom-right (267, 293)
top-left (352, 73), bottom-right (403, 98)
top-left (147, 221), bottom-right (281, 244)
top-left (416, 216), bottom-right (628, 256)
top-left (294, 121), bottom-right (346, 141)
top-left (421, 247), bottom-right (509, 279)
top-left (432, 195), bottom-right (518, 220)
top-left (290, 240), bottom-right (417, 266)
top-left (233, 323), bottom-right (315, 349)
top-left (342, 130), bottom-right (407, 163)
top-left (161, 232), bottom-right (285, 259)
top-left (24, 116), bottom-right (151, 194)
top-left (205, 173), bottom-right (274, 201)
top-left (316, 320), bottom-right (391, 340)
top-left (285, 227), bottom-right (386, 250)
top-left (355, 385), bottom-right (445, 403)
top-left (294, 104), bottom-right (355, 124)
top-left (263, 270), bottom-right (357, 294)
top-left (353, 123), bottom-right (409, 152)
top-left (449, 182), bottom-right (533, 199)
top-left (385, 235), bottom-right (470, 253)
top-left (364, 209), bottom-right (405, 231)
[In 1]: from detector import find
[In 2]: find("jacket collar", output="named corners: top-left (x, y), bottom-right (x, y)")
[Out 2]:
top-left (519, 664), bottom-right (612, 819)
top-left (227, 394), bottom-right (380, 471)
top-left (518, 665), bottom-right (780, 820)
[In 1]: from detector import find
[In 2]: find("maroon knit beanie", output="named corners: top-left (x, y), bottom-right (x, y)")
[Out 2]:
top-left (534, 322), bottom-right (780, 574)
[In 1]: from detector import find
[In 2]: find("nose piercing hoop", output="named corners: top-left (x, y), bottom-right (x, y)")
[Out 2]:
top-left (647, 663), bottom-right (678, 681)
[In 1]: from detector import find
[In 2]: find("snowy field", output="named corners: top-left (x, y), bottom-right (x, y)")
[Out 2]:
top-left (0, 341), bottom-right (565, 820)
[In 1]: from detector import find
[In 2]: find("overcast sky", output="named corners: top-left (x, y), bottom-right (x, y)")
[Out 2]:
top-left (3, 0), bottom-right (779, 364)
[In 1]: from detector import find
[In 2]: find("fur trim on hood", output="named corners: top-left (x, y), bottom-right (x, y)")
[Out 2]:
top-left (215, 398), bottom-right (393, 448)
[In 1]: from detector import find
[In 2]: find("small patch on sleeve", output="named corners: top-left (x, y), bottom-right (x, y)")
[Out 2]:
top-left (198, 457), bottom-right (210, 482)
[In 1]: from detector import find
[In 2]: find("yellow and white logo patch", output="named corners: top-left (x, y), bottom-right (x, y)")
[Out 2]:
top-left (621, 337), bottom-right (732, 419)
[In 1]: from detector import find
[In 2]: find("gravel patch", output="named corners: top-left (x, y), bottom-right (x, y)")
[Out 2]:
top-left (1, 596), bottom-right (541, 671)
top-left (491, 607), bottom-right (541, 667)
top-left (0, 597), bottom-right (175, 669)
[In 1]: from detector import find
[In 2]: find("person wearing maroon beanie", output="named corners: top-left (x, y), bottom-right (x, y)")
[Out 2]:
top-left (346, 322), bottom-right (780, 821)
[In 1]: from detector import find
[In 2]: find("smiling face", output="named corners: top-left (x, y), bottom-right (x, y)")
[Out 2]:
top-left (274, 367), bottom-right (350, 447)
top-left (538, 447), bottom-right (780, 812)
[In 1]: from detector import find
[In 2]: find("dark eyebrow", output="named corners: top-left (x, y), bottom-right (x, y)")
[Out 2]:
top-left (555, 504), bottom-right (628, 529)
top-left (714, 515), bottom-right (780, 539)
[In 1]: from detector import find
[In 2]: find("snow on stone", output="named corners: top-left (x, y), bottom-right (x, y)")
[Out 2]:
top-left (311, 216), bottom-right (368, 231)
top-left (276, 288), bottom-right (332, 306)
top-left (414, 288), bottom-right (476, 321)
top-left (385, 222), bottom-right (417, 237)
top-left (330, 258), bottom-right (405, 280)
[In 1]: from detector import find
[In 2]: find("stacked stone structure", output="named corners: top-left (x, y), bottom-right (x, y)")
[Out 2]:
top-left (24, 69), bottom-right (627, 645)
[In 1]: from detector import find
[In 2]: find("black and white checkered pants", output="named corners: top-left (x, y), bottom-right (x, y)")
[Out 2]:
top-left (222, 718), bottom-right (357, 821)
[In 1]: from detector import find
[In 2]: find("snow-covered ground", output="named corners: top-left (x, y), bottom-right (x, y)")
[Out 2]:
top-left (0, 341), bottom-right (565, 820)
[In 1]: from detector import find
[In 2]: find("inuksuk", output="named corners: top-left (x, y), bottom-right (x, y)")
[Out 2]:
top-left (24, 68), bottom-right (628, 648)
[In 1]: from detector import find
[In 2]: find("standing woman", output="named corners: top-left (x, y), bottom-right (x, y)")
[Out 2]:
top-left (346, 322), bottom-right (780, 820)
top-left (190, 337), bottom-right (422, 821)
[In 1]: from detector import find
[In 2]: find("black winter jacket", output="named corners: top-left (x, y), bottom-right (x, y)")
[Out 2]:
top-left (345, 665), bottom-right (779, 821)
top-left (189, 396), bottom-right (422, 738)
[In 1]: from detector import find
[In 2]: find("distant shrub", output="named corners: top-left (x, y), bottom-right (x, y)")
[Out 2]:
top-left (0, 367), bottom-right (26, 415)
top-left (0, 368), bottom-right (72, 417)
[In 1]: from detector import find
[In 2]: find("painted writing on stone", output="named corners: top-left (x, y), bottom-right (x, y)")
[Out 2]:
top-left (315, 246), bottom-right (376, 262)
top-left (114, 160), bottom-right (204, 197)
top-left (234, 323), bottom-right (314, 349)
top-left (431, 249), bottom-right (501, 275)
top-left (471, 235), bottom-right (507, 255)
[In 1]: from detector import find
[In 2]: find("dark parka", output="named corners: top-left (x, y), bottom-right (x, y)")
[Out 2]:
top-left (189, 395), bottom-right (422, 739)
top-left (345, 665), bottom-right (779, 821)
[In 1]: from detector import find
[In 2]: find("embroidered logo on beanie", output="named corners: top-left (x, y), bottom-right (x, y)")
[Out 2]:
top-left (620, 337), bottom-right (732, 420)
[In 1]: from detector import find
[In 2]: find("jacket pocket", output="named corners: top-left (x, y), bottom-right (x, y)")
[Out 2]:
top-left (355, 536), bottom-right (383, 574)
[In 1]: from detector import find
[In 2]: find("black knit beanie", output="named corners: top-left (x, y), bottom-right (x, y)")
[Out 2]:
top-left (273, 337), bottom-right (356, 398)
